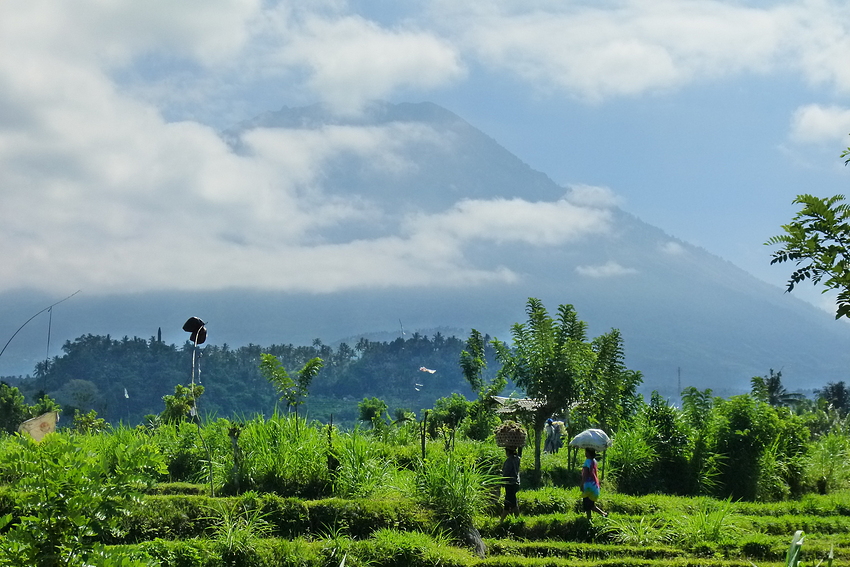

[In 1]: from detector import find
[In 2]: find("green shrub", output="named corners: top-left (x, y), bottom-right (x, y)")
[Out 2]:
top-left (807, 433), bottom-right (850, 495)
top-left (606, 423), bottom-right (656, 495)
top-left (256, 494), bottom-right (311, 538)
top-left (516, 488), bottom-right (581, 515)
top-left (483, 540), bottom-right (686, 561)
top-left (0, 433), bottom-right (165, 566)
top-left (748, 514), bottom-right (850, 536)
top-left (355, 528), bottom-right (473, 567)
top-left (307, 497), bottom-right (429, 538)
top-left (145, 482), bottom-right (208, 496)
top-left (122, 495), bottom-right (221, 542)
top-left (715, 395), bottom-right (783, 501)
top-left (151, 422), bottom-right (211, 483)
top-left (739, 533), bottom-right (780, 561)
top-left (142, 537), bottom-right (329, 567)
top-left (140, 538), bottom-right (208, 567)
top-left (478, 513), bottom-right (603, 543)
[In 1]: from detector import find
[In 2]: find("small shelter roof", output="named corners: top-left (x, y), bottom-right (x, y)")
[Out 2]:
top-left (492, 396), bottom-right (546, 414)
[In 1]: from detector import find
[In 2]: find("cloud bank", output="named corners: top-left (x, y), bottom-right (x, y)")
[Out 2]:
top-left (2, 0), bottom-right (849, 295)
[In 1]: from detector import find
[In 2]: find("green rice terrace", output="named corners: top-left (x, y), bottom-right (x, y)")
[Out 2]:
top-left (0, 412), bottom-right (847, 567)
top-left (2, 300), bottom-right (850, 566)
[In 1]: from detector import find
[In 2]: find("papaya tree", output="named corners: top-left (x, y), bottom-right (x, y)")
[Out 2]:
top-left (259, 353), bottom-right (323, 434)
top-left (459, 329), bottom-right (506, 441)
top-left (494, 298), bottom-right (642, 482)
top-left (493, 299), bottom-right (594, 481)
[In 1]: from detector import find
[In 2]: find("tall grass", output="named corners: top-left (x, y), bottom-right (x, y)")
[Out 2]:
top-left (149, 421), bottom-right (211, 482)
top-left (333, 430), bottom-right (395, 498)
top-left (206, 497), bottom-right (272, 564)
top-left (757, 438), bottom-right (791, 501)
top-left (600, 515), bottom-right (670, 546)
top-left (414, 452), bottom-right (501, 531)
top-left (807, 433), bottom-right (850, 494)
top-left (672, 497), bottom-right (738, 547)
top-left (607, 424), bottom-right (656, 494)
top-left (230, 411), bottom-right (329, 497)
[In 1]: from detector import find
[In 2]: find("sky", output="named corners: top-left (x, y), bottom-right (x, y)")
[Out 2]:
top-left (2, 0), bottom-right (850, 315)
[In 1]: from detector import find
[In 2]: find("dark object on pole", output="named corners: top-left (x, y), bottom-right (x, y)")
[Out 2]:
top-left (182, 316), bottom-right (213, 497)
top-left (182, 317), bottom-right (207, 345)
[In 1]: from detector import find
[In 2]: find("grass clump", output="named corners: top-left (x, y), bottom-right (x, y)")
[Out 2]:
top-left (415, 452), bottom-right (500, 532)
top-left (332, 430), bottom-right (395, 498)
top-left (600, 515), bottom-right (670, 546)
top-left (670, 497), bottom-right (739, 548)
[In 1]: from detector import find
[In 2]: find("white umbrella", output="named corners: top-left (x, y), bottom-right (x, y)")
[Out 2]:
top-left (569, 428), bottom-right (612, 451)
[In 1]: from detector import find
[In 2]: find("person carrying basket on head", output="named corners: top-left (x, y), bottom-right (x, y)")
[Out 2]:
top-left (500, 446), bottom-right (521, 519)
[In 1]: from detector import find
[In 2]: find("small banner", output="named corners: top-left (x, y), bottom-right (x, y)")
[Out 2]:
top-left (18, 411), bottom-right (59, 442)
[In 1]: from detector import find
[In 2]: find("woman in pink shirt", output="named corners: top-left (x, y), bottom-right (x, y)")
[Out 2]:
top-left (581, 448), bottom-right (607, 520)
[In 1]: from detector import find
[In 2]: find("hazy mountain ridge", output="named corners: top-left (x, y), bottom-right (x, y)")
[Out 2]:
top-left (2, 101), bottom-right (848, 399)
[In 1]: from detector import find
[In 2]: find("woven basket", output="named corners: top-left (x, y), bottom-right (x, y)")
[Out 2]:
top-left (495, 423), bottom-right (527, 447)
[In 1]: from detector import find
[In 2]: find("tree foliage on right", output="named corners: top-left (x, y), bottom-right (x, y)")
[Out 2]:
top-left (766, 139), bottom-right (850, 319)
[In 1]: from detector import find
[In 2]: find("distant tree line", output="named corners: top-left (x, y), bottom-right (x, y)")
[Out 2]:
top-left (2, 331), bottom-right (498, 426)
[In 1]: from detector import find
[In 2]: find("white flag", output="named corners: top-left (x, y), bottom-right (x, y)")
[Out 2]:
top-left (18, 412), bottom-right (59, 442)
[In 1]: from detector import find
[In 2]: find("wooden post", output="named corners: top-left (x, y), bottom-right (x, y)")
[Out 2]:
top-left (421, 410), bottom-right (429, 459)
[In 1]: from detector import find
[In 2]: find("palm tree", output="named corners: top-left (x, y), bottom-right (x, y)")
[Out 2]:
top-left (816, 381), bottom-right (850, 416)
top-left (750, 369), bottom-right (804, 408)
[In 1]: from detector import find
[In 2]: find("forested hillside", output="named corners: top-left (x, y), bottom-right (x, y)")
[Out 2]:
top-left (3, 331), bottom-right (499, 426)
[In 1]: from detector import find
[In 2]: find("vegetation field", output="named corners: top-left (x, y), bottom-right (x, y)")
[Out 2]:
top-left (0, 414), bottom-right (845, 567)
top-left (3, 298), bottom-right (850, 566)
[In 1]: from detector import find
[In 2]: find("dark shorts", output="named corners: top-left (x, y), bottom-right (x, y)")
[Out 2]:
top-left (504, 485), bottom-right (519, 509)
top-left (582, 497), bottom-right (594, 512)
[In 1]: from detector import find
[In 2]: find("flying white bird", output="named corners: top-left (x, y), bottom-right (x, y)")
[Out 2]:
top-left (419, 367), bottom-right (436, 374)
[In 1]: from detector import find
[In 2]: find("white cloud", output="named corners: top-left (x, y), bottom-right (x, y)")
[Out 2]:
top-left (6, 0), bottom-right (850, 300)
top-left (0, 39), bottom-right (610, 297)
top-left (789, 104), bottom-right (850, 144)
top-left (0, 0), bottom-right (482, 297)
top-left (0, 0), bottom-right (262, 67)
top-left (660, 241), bottom-right (687, 256)
top-left (279, 15), bottom-right (465, 114)
top-left (405, 197), bottom-right (613, 245)
top-left (576, 261), bottom-right (638, 278)
top-left (429, 0), bottom-right (850, 100)
top-left (566, 184), bottom-right (621, 208)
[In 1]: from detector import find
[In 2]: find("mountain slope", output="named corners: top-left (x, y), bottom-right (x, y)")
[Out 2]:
top-left (1, 101), bottom-right (848, 399)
